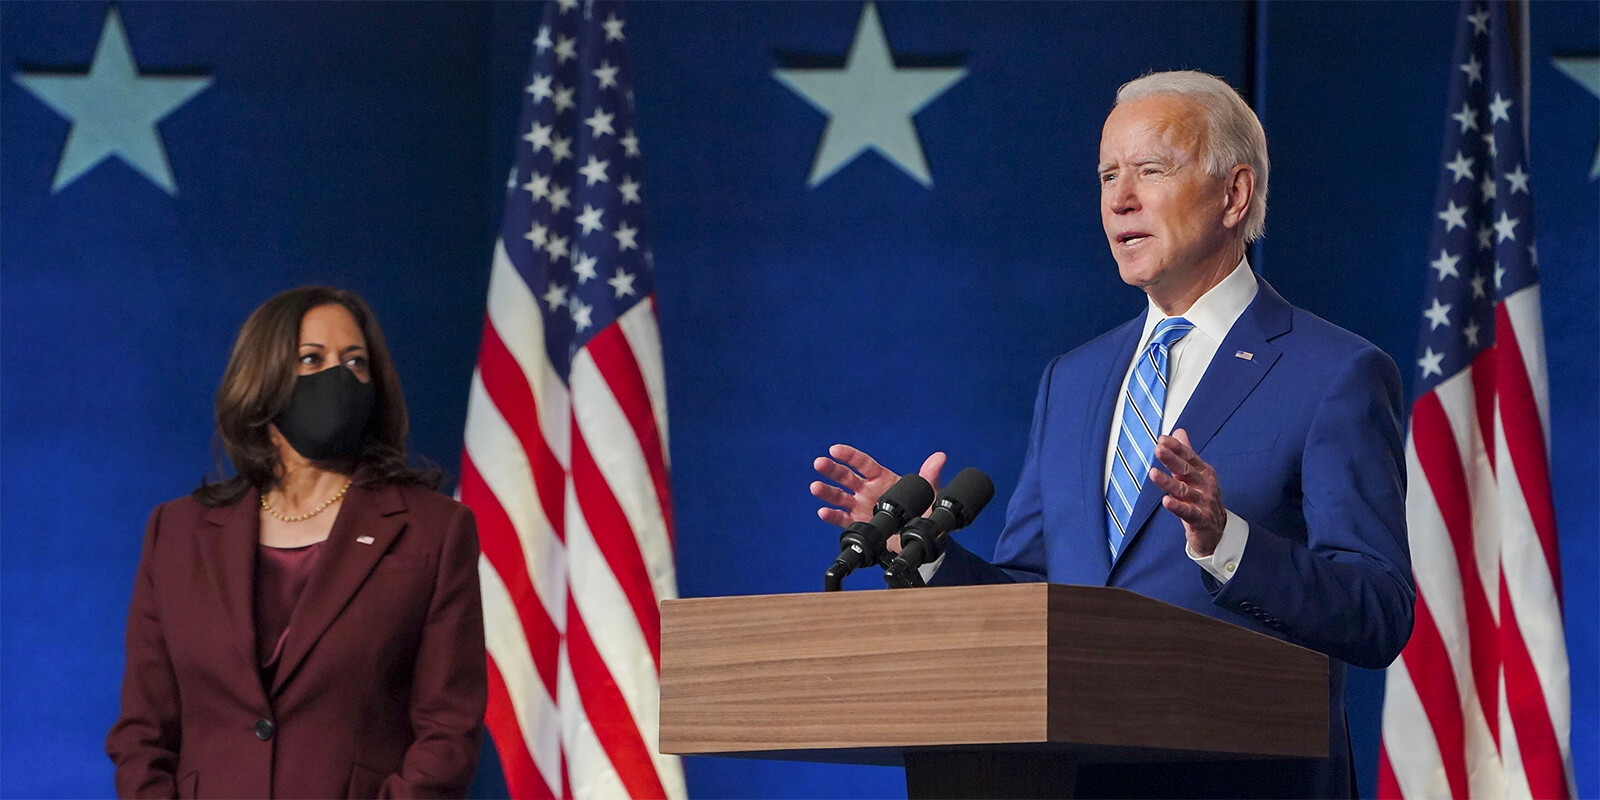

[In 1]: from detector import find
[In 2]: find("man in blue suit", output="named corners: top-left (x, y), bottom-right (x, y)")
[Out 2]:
top-left (811, 71), bottom-right (1414, 798)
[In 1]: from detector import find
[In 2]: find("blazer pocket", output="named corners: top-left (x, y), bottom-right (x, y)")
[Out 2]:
top-left (177, 770), bottom-right (198, 799)
top-left (346, 763), bottom-right (386, 799)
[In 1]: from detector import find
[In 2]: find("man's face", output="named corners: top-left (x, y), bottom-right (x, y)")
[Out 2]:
top-left (1098, 94), bottom-right (1235, 295)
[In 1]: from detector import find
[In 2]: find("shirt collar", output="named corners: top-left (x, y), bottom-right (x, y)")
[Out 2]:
top-left (1139, 256), bottom-right (1259, 345)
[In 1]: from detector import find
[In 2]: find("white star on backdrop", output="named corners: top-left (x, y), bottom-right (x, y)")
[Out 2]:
top-left (1445, 151), bottom-right (1475, 182)
top-left (1552, 56), bottom-right (1600, 179)
top-left (772, 2), bottom-right (966, 188)
top-left (13, 7), bottom-right (211, 194)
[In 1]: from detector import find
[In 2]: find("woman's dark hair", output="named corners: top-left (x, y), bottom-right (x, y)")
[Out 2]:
top-left (193, 286), bottom-right (441, 506)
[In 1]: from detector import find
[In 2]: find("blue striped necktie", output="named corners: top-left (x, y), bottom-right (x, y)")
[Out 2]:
top-left (1106, 316), bottom-right (1195, 557)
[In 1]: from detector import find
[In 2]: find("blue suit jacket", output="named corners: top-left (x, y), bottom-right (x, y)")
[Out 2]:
top-left (931, 277), bottom-right (1415, 798)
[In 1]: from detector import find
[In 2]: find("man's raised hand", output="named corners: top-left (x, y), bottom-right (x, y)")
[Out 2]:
top-left (810, 444), bottom-right (946, 528)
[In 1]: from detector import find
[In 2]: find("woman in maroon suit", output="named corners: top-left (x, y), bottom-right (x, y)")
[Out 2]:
top-left (107, 287), bottom-right (486, 799)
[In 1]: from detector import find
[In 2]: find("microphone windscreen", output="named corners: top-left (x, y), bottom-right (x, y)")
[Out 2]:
top-left (881, 473), bottom-right (936, 519)
top-left (942, 468), bottom-right (996, 525)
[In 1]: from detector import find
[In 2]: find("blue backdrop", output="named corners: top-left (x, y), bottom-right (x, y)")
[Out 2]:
top-left (2, 2), bottom-right (1594, 798)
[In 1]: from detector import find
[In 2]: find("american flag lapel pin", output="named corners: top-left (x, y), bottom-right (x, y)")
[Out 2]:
top-left (1234, 350), bottom-right (1254, 361)
top-left (356, 535), bottom-right (375, 545)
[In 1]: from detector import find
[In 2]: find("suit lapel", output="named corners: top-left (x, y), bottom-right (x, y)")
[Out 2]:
top-left (201, 490), bottom-right (261, 675)
top-left (1112, 278), bottom-right (1293, 571)
top-left (269, 483), bottom-right (408, 697)
top-left (1080, 314), bottom-right (1148, 581)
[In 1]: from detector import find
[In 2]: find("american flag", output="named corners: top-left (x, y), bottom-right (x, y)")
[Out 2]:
top-left (459, 1), bottom-right (686, 797)
top-left (1378, 2), bottom-right (1574, 798)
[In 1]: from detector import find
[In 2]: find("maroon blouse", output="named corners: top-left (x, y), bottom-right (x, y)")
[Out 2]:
top-left (253, 540), bottom-right (327, 683)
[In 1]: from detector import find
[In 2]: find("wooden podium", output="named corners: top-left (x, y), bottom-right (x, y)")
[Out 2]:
top-left (659, 583), bottom-right (1328, 798)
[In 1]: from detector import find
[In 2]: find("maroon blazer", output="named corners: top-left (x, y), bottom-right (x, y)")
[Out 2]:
top-left (107, 483), bottom-right (487, 799)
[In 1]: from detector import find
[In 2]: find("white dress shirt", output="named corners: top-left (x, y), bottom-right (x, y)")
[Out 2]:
top-left (1104, 257), bottom-right (1257, 582)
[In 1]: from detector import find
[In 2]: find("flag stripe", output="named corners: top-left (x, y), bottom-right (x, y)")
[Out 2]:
top-left (1411, 393), bottom-right (1502, 729)
top-left (463, 373), bottom-right (566, 625)
top-left (487, 655), bottom-right (558, 800)
top-left (479, 317), bottom-right (569, 538)
top-left (571, 339), bottom-right (678, 609)
top-left (617, 296), bottom-right (671, 467)
top-left (568, 416), bottom-right (662, 669)
top-left (1499, 583), bottom-right (1568, 799)
top-left (1377, 743), bottom-right (1400, 800)
top-left (481, 557), bottom-right (564, 792)
top-left (1492, 305), bottom-right (1562, 597)
top-left (463, 455), bottom-right (561, 690)
top-left (486, 241), bottom-right (572, 469)
top-left (586, 317), bottom-right (675, 545)
top-left (1408, 594), bottom-right (1472, 798)
top-left (1380, 657), bottom-right (1453, 799)
top-left (563, 600), bottom-right (668, 799)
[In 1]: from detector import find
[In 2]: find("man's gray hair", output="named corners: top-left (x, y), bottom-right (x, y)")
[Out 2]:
top-left (1116, 70), bottom-right (1269, 243)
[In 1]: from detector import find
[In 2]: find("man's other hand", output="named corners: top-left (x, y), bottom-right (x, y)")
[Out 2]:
top-left (1150, 428), bottom-right (1227, 556)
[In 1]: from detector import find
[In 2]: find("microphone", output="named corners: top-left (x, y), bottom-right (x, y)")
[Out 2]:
top-left (885, 468), bottom-right (996, 588)
top-left (823, 474), bottom-right (935, 592)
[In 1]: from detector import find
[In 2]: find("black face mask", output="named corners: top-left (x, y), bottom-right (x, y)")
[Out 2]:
top-left (273, 366), bottom-right (376, 461)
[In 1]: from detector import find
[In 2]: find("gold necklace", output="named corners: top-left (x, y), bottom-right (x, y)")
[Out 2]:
top-left (261, 480), bottom-right (353, 523)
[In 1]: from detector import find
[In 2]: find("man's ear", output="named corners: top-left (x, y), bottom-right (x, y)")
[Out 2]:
top-left (1221, 165), bottom-right (1255, 230)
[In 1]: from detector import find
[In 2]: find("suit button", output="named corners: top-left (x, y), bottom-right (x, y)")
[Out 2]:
top-left (1239, 601), bottom-right (1255, 612)
top-left (254, 718), bottom-right (275, 741)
